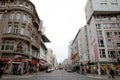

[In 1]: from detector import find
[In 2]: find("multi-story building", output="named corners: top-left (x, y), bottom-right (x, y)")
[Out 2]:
top-left (46, 48), bottom-right (54, 68)
top-left (68, 40), bottom-right (73, 64)
top-left (0, 0), bottom-right (43, 74)
top-left (71, 26), bottom-right (89, 73)
top-left (85, 0), bottom-right (120, 75)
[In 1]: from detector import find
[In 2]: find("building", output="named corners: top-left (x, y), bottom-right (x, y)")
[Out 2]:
top-left (0, 0), bottom-right (47, 74)
top-left (85, 0), bottom-right (120, 75)
top-left (68, 40), bottom-right (73, 64)
top-left (46, 48), bottom-right (54, 68)
top-left (71, 26), bottom-right (89, 73)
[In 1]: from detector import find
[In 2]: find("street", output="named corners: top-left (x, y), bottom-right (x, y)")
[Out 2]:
top-left (1, 70), bottom-right (111, 80)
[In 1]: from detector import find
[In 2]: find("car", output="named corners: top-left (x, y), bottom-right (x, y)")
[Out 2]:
top-left (66, 69), bottom-right (73, 72)
top-left (46, 69), bottom-right (52, 73)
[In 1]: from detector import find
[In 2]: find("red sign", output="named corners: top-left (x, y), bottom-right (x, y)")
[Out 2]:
top-left (94, 43), bottom-right (99, 62)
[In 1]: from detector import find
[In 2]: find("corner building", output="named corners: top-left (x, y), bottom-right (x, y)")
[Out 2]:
top-left (0, 0), bottom-right (41, 74)
top-left (85, 0), bottom-right (120, 75)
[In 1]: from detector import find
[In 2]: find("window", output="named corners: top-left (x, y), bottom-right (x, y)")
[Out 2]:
top-left (13, 25), bottom-right (19, 34)
top-left (97, 30), bottom-right (102, 36)
top-left (22, 14), bottom-right (27, 24)
top-left (8, 25), bottom-right (12, 33)
top-left (102, 16), bottom-right (109, 20)
top-left (117, 43), bottom-right (120, 47)
top-left (25, 2), bottom-right (29, 7)
top-left (96, 24), bottom-right (101, 29)
top-left (118, 32), bottom-right (120, 37)
top-left (0, 14), bottom-right (3, 20)
top-left (9, 13), bottom-right (14, 21)
top-left (111, 16), bottom-right (117, 20)
top-left (98, 39), bottom-right (104, 47)
top-left (100, 0), bottom-right (107, 2)
top-left (111, 2), bottom-right (118, 7)
top-left (99, 49), bottom-right (106, 58)
top-left (20, 27), bottom-right (25, 35)
top-left (0, 2), bottom-right (5, 7)
top-left (106, 32), bottom-right (112, 37)
top-left (1, 41), bottom-right (14, 50)
top-left (19, 1), bottom-right (23, 6)
top-left (13, 1), bottom-right (17, 6)
top-left (95, 16), bottom-right (100, 20)
top-left (107, 39), bottom-right (113, 47)
top-left (15, 13), bottom-right (21, 22)
top-left (100, 3), bottom-right (107, 7)
top-left (103, 23), bottom-right (110, 29)
top-left (24, 43), bottom-right (29, 54)
top-left (114, 32), bottom-right (120, 37)
top-left (108, 50), bottom-right (114, 58)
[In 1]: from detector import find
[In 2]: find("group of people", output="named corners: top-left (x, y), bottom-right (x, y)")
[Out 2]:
top-left (13, 64), bottom-right (23, 75)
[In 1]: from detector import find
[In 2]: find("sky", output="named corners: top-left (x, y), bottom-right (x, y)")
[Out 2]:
top-left (32, 0), bottom-right (87, 63)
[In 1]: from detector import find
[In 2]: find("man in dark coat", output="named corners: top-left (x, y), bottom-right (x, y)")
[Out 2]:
top-left (0, 66), bottom-right (4, 78)
top-left (110, 69), bottom-right (115, 79)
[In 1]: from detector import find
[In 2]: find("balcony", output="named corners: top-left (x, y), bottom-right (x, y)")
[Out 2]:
top-left (2, 33), bottom-right (30, 42)
top-left (8, 6), bottom-right (33, 16)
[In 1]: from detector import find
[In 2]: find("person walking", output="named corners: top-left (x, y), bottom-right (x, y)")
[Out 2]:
top-left (0, 67), bottom-right (4, 78)
top-left (109, 69), bottom-right (115, 79)
top-left (84, 67), bottom-right (87, 76)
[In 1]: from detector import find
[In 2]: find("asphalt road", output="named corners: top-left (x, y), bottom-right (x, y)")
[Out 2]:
top-left (1, 70), bottom-right (109, 80)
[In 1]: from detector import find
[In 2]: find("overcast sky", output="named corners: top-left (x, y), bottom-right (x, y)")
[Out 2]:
top-left (32, 0), bottom-right (87, 63)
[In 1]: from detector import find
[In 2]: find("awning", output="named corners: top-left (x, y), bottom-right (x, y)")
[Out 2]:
top-left (30, 59), bottom-right (37, 66)
top-left (39, 58), bottom-right (47, 66)
top-left (0, 58), bottom-right (10, 62)
top-left (14, 55), bottom-right (24, 62)
top-left (40, 58), bottom-right (47, 63)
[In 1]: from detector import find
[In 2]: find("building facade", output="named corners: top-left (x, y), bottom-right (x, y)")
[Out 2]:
top-left (46, 48), bottom-right (54, 68)
top-left (85, 0), bottom-right (120, 75)
top-left (0, 0), bottom-right (42, 74)
top-left (71, 26), bottom-right (89, 73)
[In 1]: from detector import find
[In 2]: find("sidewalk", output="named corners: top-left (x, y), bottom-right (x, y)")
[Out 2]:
top-left (87, 74), bottom-right (120, 80)
top-left (1, 72), bottom-right (45, 79)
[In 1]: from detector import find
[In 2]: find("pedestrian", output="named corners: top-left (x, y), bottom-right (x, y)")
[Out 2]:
top-left (84, 68), bottom-right (87, 76)
top-left (17, 64), bottom-right (22, 75)
top-left (109, 69), bottom-right (115, 79)
top-left (0, 66), bottom-right (4, 78)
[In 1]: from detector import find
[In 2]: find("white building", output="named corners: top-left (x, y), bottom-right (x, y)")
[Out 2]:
top-left (46, 48), bottom-right (54, 68)
top-left (85, 0), bottom-right (120, 75)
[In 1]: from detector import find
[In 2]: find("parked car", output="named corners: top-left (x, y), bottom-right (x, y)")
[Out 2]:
top-left (46, 69), bottom-right (52, 73)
